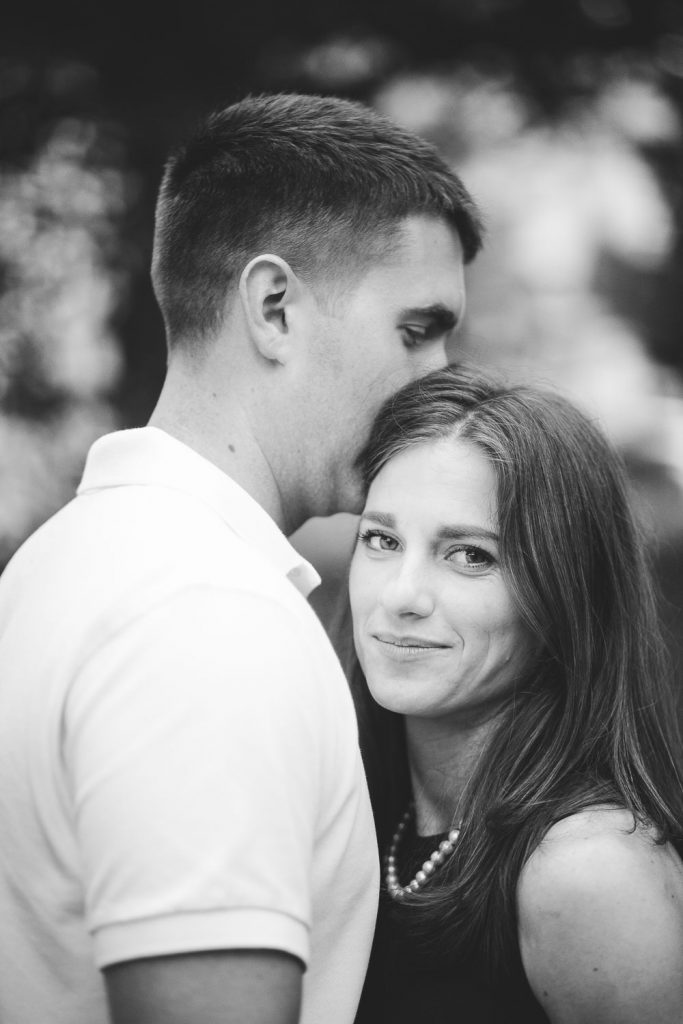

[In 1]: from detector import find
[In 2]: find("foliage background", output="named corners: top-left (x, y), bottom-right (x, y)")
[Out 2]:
top-left (2, 0), bottom-right (683, 679)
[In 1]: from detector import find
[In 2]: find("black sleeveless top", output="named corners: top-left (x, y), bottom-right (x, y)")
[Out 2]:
top-left (355, 826), bottom-right (550, 1024)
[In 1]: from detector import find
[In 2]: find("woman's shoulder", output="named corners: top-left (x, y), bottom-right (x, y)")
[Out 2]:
top-left (517, 807), bottom-right (683, 1022)
top-left (519, 805), bottom-right (683, 897)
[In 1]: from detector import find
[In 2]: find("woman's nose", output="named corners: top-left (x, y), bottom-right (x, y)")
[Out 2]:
top-left (379, 559), bottom-right (435, 618)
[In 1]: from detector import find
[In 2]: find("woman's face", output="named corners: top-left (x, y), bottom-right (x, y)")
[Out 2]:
top-left (349, 437), bottom-right (536, 723)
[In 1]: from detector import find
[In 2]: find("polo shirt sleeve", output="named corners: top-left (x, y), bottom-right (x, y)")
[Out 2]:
top-left (64, 584), bottom-right (326, 970)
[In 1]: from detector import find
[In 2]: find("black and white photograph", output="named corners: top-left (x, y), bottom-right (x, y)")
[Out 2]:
top-left (1, 2), bottom-right (683, 1021)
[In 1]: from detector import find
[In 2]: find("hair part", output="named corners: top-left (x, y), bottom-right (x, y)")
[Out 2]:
top-left (355, 365), bottom-right (683, 979)
top-left (151, 92), bottom-right (483, 347)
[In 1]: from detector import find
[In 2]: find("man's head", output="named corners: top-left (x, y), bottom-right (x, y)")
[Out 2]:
top-left (151, 93), bottom-right (483, 525)
top-left (152, 92), bottom-right (482, 347)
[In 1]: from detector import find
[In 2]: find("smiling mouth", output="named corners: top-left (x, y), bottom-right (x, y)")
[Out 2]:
top-left (373, 634), bottom-right (450, 654)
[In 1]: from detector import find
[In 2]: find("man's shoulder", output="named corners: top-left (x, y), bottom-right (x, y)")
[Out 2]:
top-left (0, 480), bottom-right (316, 657)
top-left (19, 478), bottom-right (281, 586)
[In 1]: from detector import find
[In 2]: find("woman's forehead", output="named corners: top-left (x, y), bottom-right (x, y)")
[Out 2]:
top-left (365, 437), bottom-right (499, 529)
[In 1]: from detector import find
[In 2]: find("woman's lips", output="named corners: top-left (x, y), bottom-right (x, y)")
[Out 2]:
top-left (372, 633), bottom-right (451, 657)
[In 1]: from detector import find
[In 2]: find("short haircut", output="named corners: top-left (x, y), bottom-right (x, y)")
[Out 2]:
top-left (151, 92), bottom-right (483, 347)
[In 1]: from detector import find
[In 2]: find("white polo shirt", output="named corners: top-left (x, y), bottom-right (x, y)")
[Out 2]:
top-left (0, 427), bottom-right (378, 1024)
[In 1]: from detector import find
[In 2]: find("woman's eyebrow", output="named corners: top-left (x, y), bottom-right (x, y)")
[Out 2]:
top-left (360, 514), bottom-right (498, 542)
top-left (437, 526), bottom-right (499, 542)
top-left (360, 511), bottom-right (396, 528)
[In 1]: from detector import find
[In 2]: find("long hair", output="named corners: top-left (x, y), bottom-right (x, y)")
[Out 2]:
top-left (353, 366), bottom-right (683, 978)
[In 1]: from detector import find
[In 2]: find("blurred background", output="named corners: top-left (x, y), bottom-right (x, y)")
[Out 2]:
top-left (1, 0), bottom-right (682, 680)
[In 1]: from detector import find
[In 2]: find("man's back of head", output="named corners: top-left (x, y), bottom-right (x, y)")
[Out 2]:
top-left (151, 92), bottom-right (483, 352)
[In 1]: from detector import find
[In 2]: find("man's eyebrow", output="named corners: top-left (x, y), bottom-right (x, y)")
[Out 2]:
top-left (398, 303), bottom-right (460, 331)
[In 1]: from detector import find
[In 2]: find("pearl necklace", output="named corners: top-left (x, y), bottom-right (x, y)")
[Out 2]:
top-left (385, 804), bottom-right (461, 902)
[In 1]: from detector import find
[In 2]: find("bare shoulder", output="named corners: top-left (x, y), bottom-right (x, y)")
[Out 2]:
top-left (518, 808), bottom-right (683, 1023)
top-left (520, 806), bottom-right (683, 901)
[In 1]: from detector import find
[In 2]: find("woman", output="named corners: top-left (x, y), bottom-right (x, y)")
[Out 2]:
top-left (348, 367), bottom-right (683, 1023)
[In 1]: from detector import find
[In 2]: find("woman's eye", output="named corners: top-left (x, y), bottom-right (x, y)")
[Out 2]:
top-left (447, 546), bottom-right (493, 571)
top-left (358, 529), bottom-right (399, 552)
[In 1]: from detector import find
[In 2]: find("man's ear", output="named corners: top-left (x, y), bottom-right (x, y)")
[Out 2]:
top-left (238, 254), bottom-right (302, 365)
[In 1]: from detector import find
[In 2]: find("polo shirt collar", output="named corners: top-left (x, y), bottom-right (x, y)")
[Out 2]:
top-left (77, 427), bottom-right (321, 597)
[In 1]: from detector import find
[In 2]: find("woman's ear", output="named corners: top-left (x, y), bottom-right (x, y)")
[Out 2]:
top-left (238, 254), bottom-right (301, 365)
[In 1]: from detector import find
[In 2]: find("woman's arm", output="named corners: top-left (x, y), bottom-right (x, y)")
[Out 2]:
top-left (517, 808), bottom-right (683, 1024)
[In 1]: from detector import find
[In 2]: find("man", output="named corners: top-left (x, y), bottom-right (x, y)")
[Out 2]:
top-left (0, 93), bottom-right (482, 1024)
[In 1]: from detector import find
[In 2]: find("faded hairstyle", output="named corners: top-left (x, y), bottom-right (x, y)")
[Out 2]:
top-left (152, 92), bottom-right (483, 347)
top-left (354, 365), bottom-right (683, 978)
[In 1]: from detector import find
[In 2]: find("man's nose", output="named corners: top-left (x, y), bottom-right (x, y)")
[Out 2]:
top-left (422, 339), bottom-right (449, 374)
top-left (379, 558), bottom-right (435, 618)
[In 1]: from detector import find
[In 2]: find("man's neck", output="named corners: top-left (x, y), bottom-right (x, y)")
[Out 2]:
top-left (148, 374), bottom-right (291, 532)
